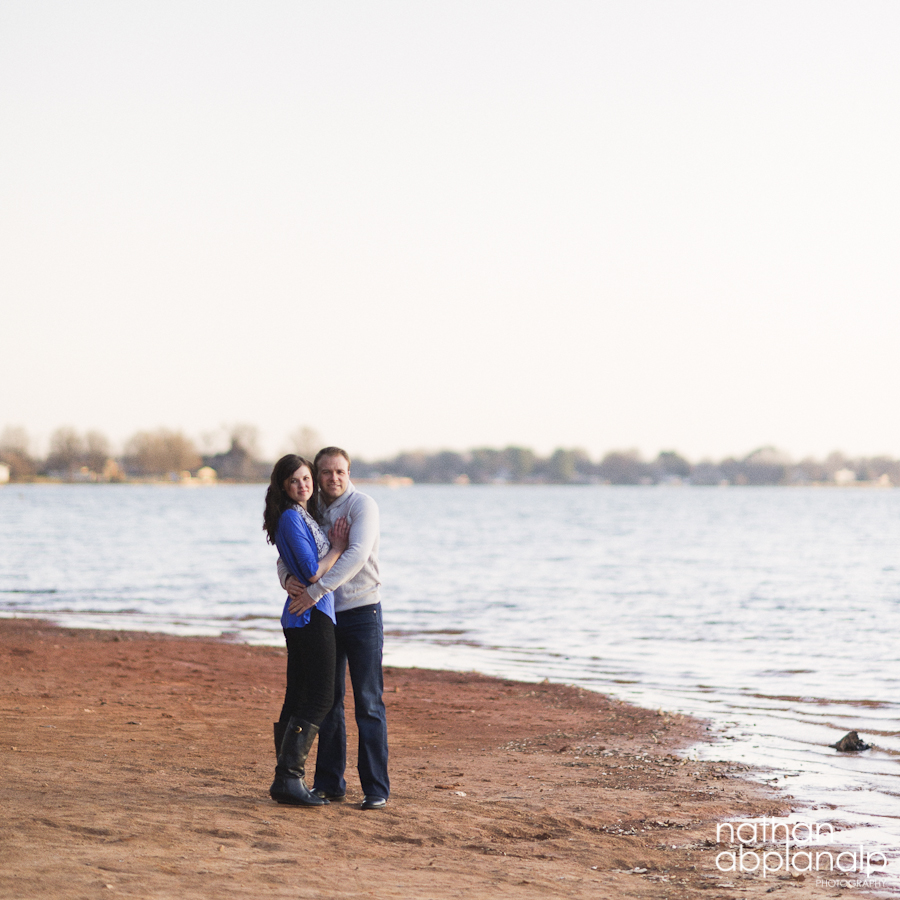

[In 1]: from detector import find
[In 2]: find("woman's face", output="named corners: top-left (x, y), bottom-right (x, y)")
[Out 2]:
top-left (283, 465), bottom-right (314, 508)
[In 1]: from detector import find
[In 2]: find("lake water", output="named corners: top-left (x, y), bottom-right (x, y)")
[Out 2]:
top-left (2, 483), bottom-right (899, 885)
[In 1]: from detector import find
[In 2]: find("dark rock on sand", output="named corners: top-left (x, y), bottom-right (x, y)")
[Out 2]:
top-left (830, 730), bottom-right (871, 752)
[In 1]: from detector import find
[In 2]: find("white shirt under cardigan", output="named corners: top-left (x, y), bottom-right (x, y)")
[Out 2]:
top-left (277, 481), bottom-right (381, 614)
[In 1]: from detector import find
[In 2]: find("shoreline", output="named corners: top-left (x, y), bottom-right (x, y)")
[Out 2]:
top-left (2, 480), bottom-right (895, 487)
top-left (0, 619), bottom-right (871, 899)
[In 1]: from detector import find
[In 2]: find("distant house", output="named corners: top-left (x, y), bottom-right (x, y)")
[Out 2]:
top-left (0, 463), bottom-right (9, 484)
top-left (102, 458), bottom-right (124, 482)
top-left (202, 441), bottom-right (267, 482)
top-left (196, 466), bottom-right (217, 484)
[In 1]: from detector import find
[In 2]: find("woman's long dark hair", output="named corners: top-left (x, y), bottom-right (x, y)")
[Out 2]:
top-left (263, 454), bottom-right (319, 544)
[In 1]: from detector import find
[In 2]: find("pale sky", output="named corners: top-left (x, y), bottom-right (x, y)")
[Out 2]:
top-left (2, 1), bottom-right (899, 462)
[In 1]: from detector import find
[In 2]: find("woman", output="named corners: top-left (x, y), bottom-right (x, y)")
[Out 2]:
top-left (263, 454), bottom-right (349, 806)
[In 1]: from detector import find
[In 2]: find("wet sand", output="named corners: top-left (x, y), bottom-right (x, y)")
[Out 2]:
top-left (0, 619), bottom-right (866, 899)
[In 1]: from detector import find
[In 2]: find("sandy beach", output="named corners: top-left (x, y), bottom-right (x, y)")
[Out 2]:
top-left (0, 618), bottom-right (867, 899)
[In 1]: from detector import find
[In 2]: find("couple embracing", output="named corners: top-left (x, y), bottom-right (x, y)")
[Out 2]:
top-left (262, 447), bottom-right (389, 810)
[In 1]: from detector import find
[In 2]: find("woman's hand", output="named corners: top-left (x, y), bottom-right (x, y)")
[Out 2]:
top-left (329, 516), bottom-right (350, 553)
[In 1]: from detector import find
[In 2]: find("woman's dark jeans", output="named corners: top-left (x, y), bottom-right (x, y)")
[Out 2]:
top-left (278, 607), bottom-right (336, 729)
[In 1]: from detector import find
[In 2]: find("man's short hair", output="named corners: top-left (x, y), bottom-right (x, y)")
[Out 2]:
top-left (315, 446), bottom-right (351, 469)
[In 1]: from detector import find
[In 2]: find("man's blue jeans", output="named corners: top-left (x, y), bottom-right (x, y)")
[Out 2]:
top-left (313, 602), bottom-right (390, 800)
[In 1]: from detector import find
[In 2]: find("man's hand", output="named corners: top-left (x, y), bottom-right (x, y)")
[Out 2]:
top-left (287, 582), bottom-right (317, 615)
top-left (285, 575), bottom-right (316, 614)
top-left (285, 575), bottom-right (305, 600)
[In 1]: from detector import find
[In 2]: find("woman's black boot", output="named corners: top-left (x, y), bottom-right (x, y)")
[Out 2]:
top-left (269, 717), bottom-right (328, 806)
top-left (273, 720), bottom-right (286, 756)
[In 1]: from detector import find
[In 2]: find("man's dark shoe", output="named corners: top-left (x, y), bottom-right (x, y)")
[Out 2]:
top-left (312, 789), bottom-right (346, 802)
top-left (360, 795), bottom-right (387, 810)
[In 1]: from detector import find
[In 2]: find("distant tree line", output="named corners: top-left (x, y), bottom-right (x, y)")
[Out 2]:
top-left (351, 444), bottom-right (899, 486)
top-left (2, 424), bottom-right (898, 487)
top-left (0, 424), bottom-right (270, 483)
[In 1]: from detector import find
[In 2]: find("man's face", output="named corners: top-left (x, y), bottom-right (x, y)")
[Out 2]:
top-left (317, 454), bottom-right (350, 502)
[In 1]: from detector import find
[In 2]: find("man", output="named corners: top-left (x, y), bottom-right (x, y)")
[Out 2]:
top-left (277, 446), bottom-right (389, 810)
